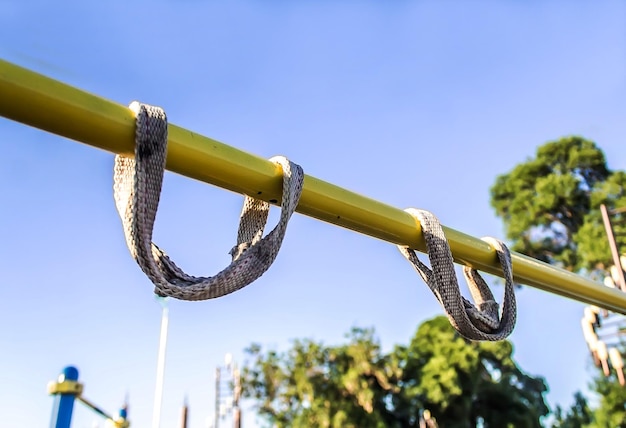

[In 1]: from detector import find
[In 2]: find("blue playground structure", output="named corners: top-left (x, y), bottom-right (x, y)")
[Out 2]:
top-left (48, 366), bottom-right (129, 428)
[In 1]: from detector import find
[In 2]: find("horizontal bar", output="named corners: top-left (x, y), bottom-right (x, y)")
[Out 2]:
top-left (611, 207), bottom-right (626, 215)
top-left (1, 58), bottom-right (625, 314)
top-left (77, 396), bottom-right (115, 421)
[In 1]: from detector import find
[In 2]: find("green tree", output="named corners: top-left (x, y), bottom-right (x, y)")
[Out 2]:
top-left (243, 327), bottom-right (398, 428)
top-left (491, 137), bottom-right (626, 427)
top-left (242, 316), bottom-right (550, 428)
top-left (588, 360), bottom-right (626, 428)
top-left (552, 364), bottom-right (626, 428)
top-left (551, 392), bottom-right (593, 428)
top-left (490, 136), bottom-right (626, 273)
top-left (393, 316), bottom-right (549, 428)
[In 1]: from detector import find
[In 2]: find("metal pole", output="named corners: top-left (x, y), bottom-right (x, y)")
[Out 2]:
top-left (3, 59), bottom-right (626, 313)
top-left (214, 368), bottom-right (221, 428)
top-left (77, 396), bottom-right (130, 427)
top-left (49, 366), bottom-right (80, 428)
top-left (233, 408), bottom-right (241, 428)
top-left (233, 366), bottom-right (241, 428)
top-left (152, 299), bottom-right (170, 428)
top-left (601, 204), bottom-right (626, 292)
top-left (77, 396), bottom-right (116, 420)
top-left (118, 403), bottom-right (130, 428)
top-left (180, 398), bottom-right (189, 428)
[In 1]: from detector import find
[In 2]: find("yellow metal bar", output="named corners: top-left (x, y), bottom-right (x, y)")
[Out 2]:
top-left (1, 58), bottom-right (625, 313)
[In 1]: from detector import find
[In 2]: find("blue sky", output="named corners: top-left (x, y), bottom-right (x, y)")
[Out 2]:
top-left (1, 1), bottom-right (625, 427)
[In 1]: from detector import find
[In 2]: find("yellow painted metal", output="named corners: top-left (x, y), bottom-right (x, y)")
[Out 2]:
top-left (106, 419), bottom-right (130, 428)
top-left (1, 58), bottom-right (626, 313)
top-left (47, 379), bottom-right (84, 396)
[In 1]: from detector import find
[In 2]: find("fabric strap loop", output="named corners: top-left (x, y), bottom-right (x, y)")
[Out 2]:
top-left (398, 209), bottom-right (517, 341)
top-left (113, 101), bottom-right (304, 300)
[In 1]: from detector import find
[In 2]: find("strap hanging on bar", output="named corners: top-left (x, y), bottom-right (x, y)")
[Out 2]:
top-left (398, 209), bottom-right (516, 341)
top-left (113, 102), bottom-right (304, 300)
top-left (1, 59), bottom-right (626, 313)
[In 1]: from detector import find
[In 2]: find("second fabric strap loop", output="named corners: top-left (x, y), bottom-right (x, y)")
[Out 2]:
top-left (398, 208), bottom-right (517, 341)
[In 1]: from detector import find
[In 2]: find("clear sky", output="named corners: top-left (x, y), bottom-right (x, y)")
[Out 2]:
top-left (1, 1), bottom-right (625, 427)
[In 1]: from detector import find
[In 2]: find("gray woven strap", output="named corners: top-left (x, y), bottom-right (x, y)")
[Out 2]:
top-left (113, 102), bottom-right (304, 300)
top-left (398, 209), bottom-right (516, 341)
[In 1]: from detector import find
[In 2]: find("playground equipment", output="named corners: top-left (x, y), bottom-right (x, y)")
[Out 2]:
top-left (214, 354), bottom-right (242, 428)
top-left (579, 205), bottom-right (626, 386)
top-left (48, 366), bottom-right (129, 428)
top-left (1, 58), bottom-right (626, 315)
top-left (581, 305), bottom-right (626, 385)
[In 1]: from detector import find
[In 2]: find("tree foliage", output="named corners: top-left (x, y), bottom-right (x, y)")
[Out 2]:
top-left (394, 316), bottom-right (549, 428)
top-left (491, 136), bottom-right (626, 427)
top-left (551, 392), bottom-right (593, 428)
top-left (588, 368), bottom-right (626, 428)
top-left (242, 316), bottom-right (550, 428)
top-left (490, 136), bottom-right (626, 273)
top-left (550, 362), bottom-right (626, 428)
top-left (243, 327), bottom-right (396, 428)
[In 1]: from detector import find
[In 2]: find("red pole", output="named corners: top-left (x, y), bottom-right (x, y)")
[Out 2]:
top-left (601, 204), bottom-right (626, 292)
top-left (180, 398), bottom-right (188, 428)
